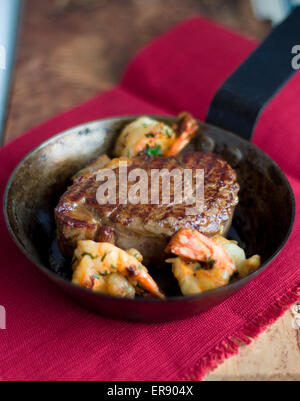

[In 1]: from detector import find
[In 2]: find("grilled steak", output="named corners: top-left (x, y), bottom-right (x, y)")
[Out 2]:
top-left (55, 152), bottom-right (239, 265)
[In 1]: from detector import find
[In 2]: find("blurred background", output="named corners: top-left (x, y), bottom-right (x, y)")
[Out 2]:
top-left (3, 0), bottom-right (277, 142)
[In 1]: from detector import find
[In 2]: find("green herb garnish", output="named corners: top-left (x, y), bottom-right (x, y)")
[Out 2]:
top-left (101, 251), bottom-right (110, 262)
top-left (82, 252), bottom-right (99, 260)
top-left (145, 144), bottom-right (162, 157)
top-left (145, 133), bottom-right (155, 138)
top-left (110, 264), bottom-right (118, 270)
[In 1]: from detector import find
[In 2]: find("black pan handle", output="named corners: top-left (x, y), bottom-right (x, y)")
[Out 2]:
top-left (206, 7), bottom-right (300, 141)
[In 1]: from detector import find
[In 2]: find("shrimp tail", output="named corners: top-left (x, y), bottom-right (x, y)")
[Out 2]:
top-left (165, 112), bottom-right (199, 157)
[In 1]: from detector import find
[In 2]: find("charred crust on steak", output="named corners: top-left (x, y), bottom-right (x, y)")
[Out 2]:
top-left (97, 225), bottom-right (115, 244)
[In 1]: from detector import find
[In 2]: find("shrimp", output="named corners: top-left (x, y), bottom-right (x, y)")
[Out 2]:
top-left (165, 228), bottom-right (236, 295)
top-left (164, 113), bottom-right (199, 157)
top-left (114, 113), bottom-right (199, 159)
top-left (72, 240), bottom-right (164, 298)
top-left (166, 229), bottom-right (261, 295)
top-left (114, 117), bottom-right (176, 158)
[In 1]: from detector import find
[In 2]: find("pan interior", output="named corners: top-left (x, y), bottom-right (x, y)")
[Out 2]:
top-left (5, 117), bottom-right (294, 297)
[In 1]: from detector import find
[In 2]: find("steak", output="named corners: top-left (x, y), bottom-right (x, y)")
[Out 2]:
top-left (55, 152), bottom-right (239, 265)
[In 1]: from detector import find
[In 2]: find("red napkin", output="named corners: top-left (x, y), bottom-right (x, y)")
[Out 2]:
top-left (0, 17), bottom-right (299, 381)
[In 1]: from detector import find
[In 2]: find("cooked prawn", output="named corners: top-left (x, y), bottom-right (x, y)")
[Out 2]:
top-left (165, 228), bottom-right (236, 294)
top-left (164, 113), bottom-right (199, 157)
top-left (114, 117), bottom-right (176, 158)
top-left (166, 228), bottom-right (261, 295)
top-left (114, 113), bottom-right (199, 159)
top-left (72, 240), bottom-right (164, 298)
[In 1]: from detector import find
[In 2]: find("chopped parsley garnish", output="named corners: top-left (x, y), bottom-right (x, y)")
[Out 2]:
top-left (165, 129), bottom-right (172, 138)
top-left (82, 252), bottom-right (99, 260)
top-left (136, 282), bottom-right (144, 290)
top-left (110, 264), bottom-right (118, 270)
top-left (101, 251), bottom-right (110, 262)
top-left (100, 271), bottom-right (109, 276)
top-left (145, 144), bottom-right (162, 157)
top-left (145, 133), bottom-right (155, 138)
top-left (93, 274), bottom-right (100, 280)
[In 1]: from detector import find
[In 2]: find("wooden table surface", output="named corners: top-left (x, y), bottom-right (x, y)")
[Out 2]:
top-left (4, 0), bottom-right (300, 381)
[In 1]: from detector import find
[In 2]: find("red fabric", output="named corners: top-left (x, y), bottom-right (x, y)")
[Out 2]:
top-left (0, 17), bottom-right (299, 381)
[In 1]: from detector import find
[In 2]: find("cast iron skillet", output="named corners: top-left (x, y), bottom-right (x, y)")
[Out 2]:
top-left (3, 10), bottom-right (299, 322)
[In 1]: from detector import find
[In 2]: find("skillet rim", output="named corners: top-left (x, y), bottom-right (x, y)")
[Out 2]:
top-left (3, 115), bottom-right (296, 304)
